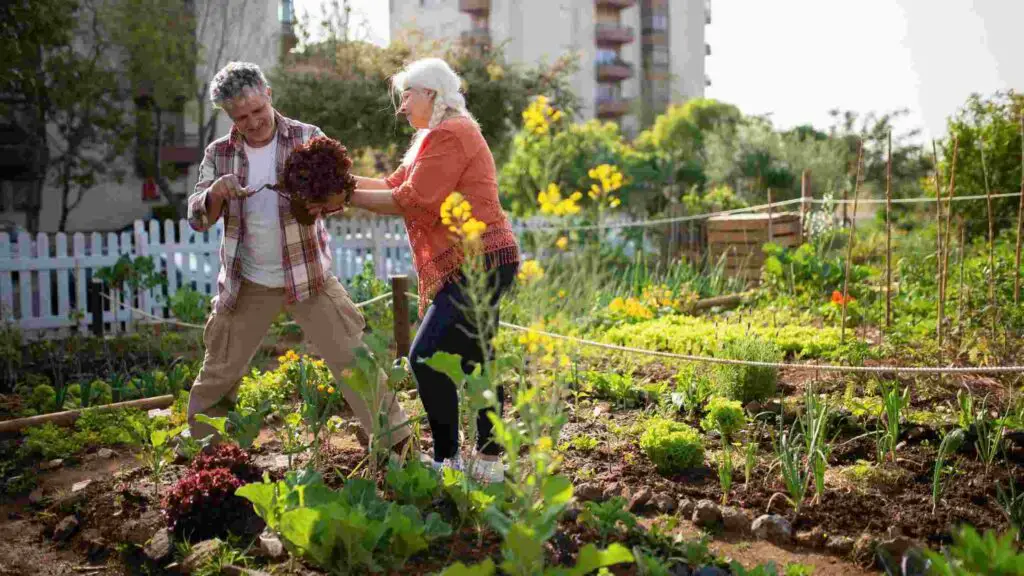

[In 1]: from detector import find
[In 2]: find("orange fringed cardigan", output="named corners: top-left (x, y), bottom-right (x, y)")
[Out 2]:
top-left (386, 116), bottom-right (520, 316)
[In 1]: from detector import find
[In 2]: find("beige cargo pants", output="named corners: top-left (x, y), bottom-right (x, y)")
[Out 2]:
top-left (187, 276), bottom-right (409, 447)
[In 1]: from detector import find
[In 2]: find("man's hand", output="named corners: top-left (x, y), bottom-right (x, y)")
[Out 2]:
top-left (211, 174), bottom-right (256, 204)
top-left (306, 194), bottom-right (346, 218)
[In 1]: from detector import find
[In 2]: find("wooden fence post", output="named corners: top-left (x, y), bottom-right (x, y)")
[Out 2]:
top-left (88, 278), bottom-right (104, 338)
top-left (391, 275), bottom-right (410, 356)
top-left (767, 188), bottom-right (774, 243)
top-left (800, 169), bottom-right (812, 243)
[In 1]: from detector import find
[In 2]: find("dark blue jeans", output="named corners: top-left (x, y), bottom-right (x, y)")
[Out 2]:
top-left (409, 262), bottom-right (518, 462)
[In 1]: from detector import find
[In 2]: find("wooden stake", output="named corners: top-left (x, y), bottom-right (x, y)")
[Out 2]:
top-left (841, 141), bottom-right (864, 343)
top-left (979, 137), bottom-right (996, 336)
top-left (940, 138), bottom-right (959, 354)
top-left (767, 188), bottom-right (774, 243)
top-left (391, 275), bottom-right (411, 356)
top-left (1015, 113), bottom-right (1024, 305)
top-left (957, 218), bottom-right (966, 343)
top-left (931, 141), bottom-right (944, 347)
top-left (885, 131), bottom-right (893, 330)
top-left (0, 395), bottom-right (174, 434)
top-left (800, 169), bottom-right (812, 244)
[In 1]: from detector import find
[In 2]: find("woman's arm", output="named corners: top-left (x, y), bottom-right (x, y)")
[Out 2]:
top-left (349, 189), bottom-right (404, 216)
top-left (353, 175), bottom-right (390, 190)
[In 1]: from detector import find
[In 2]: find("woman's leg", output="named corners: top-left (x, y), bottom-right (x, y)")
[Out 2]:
top-left (409, 284), bottom-right (468, 462)
top-left (471, 262), bottom-right (520, 456)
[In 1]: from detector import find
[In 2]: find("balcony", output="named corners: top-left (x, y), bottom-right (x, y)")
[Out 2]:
top-left (596, 98), bottom-right (632, 118)
top-left (459, 0), bottom-right (490, 13)
top-left (596, 60), bottom-right (634, 81)
top-left (160, 134), bottom-right (201, 165)
top-left (460, 28), bottom-right (491, 46)
top-left (595, 0), bottom-right (636, 9)
top-left (595, 23), bottom-right (634, 45)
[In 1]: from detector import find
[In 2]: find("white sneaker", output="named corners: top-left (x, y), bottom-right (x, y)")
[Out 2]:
top-left (430, 455), bottom-right (464, 473)
top-left (470, 457), bottom-right (505, 484)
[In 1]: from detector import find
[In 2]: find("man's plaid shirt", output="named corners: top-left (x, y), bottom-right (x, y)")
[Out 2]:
top-left (187, 111), bottom-right (337, 313)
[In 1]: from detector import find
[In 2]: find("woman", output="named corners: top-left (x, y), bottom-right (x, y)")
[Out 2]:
top-left (321, 58), bottom-right (520, 482)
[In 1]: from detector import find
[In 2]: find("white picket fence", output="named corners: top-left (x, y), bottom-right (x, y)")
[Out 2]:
top-left (0, 217), bottom-right (416, 334)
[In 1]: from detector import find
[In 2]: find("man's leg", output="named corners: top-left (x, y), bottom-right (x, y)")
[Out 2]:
top-left (187, 281), bottom-right (283, 440)
top-left (289, 276), bottom-right (410, 448)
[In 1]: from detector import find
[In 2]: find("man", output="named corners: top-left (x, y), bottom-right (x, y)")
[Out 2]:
top-left (186, 61), bottom-right (408, 450)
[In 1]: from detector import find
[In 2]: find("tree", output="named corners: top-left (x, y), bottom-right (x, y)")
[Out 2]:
top-left (939, 91), bottom-right (1023, 238)
top-left (0, 0), bottom-right (132, 232)
top-left (271, 4), bottom-right (580, 172)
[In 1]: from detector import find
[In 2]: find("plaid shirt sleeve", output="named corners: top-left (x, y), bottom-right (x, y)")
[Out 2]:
top-left (187, 142), bottom-right (220, 231)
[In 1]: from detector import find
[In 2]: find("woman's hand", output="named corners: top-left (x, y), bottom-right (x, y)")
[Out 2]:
top-left (306, 193), bottom-right (346, 218)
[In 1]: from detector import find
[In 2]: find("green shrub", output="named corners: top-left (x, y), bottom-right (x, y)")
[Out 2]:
top-left (700, 397), bottom-right (746, 440)
top-left (583, 371), bottom-right (644, 408)
top-left (76, 408), bottom-right (146, 446)
top-left (25, 384), bottom-right (57, 414)
top-left (640, 418), bottom-right (705, 474)
top-left (20, 423), bottom-right (87, 461)
top-left (714, 338), bottom-right (782, 404)
top-left (236, 368), bottom-right (293, 413)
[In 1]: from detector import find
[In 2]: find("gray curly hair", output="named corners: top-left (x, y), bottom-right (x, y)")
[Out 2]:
top-left (209, 62), bottom-right (270, 109)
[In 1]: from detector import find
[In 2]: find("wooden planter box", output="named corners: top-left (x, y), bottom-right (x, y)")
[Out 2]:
top-left (706, 212), bottom-right (802, 282)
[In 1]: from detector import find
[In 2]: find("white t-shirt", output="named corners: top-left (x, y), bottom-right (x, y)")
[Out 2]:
top-left (240, 139), bottom-right (285, 288)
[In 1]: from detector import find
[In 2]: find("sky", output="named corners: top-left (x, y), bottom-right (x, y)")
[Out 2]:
top-left (294, 0), bottom-right (1024, 142)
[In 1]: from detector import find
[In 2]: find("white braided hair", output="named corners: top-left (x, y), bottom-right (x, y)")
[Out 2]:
top-left (391, 58), bottom-right (477, 166)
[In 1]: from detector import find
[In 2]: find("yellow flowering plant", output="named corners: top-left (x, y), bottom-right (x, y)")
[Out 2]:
top-left (587, 164), bottom-right (625, 210)
top-left (537, 183), bottom-right (583, 217)
top-left (521, 95), bottom-right (565, 136)
top-left (517, 259), bottom-right (545, 284)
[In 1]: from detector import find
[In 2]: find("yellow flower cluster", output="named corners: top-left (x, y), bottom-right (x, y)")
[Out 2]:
top-left (440, 192), bottom-right (487, 243)
top-left (607, 284), bottom-right (697, 320)
top-left (522, 95), bottom-right (564, 136)
top-left (587, 164), bottom-right (624, 208)
top-left (537, 183), bottom-right (582, 217)
top-left (607, 296), bottom-right (655, 320)
top-left (555, 236), bottom-right (569, 250)
top-left (277, 349), bottom-right (301, 366)
top-left (517, 259), bottom-right (545, 284)
top-left (517, 322), bottom-right (571, 368)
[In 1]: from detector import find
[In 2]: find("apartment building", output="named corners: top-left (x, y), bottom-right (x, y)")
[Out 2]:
top-left (0, 0), bottom-right (295, 233)
top-left (390, 0), bottom-right (710, 135)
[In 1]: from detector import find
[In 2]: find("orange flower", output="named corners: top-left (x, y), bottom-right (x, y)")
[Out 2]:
top-left (831, 290), bottom-right (855, 305)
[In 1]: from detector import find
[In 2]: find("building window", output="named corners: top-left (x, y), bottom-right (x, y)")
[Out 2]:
top-left (279, 0), bottom-right (293, 23)
top-left (470, 14), bottom-right (488, 30)
top-left (645, 14), bottom-right (668, 31)
top-left (597, 82), bottom-right (622, 102)
top-left (651, 45), bottom-right (669, 66)
top-left (596, 48), bottom-right (618, 65)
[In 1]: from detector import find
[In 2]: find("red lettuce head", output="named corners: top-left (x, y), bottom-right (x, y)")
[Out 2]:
top-left (280, 136), bottom-right (357, 203)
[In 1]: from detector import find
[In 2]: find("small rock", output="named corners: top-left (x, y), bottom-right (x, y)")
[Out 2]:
top-left (751, 514), bottom-right (792, 544)
top-left (144, 528), bottom-right (174, 563)
top-left (691, 499), bottom-right (722, 529)
top-left (720, 506), bottom-right (749, 533)
top-left (651, 493), bottom-right (677, 514)
top-left (563, 504), bottom-right (581, 524)
top-left (593, 402), bottom-right (612, 417)
top-left (628, 487), bottom-right (652, 512)
top-left (29, 488), bottom-right (47, 506)
top-left (53, 515), bottom-right (79, 541)
top-left (254, 454), bottom-right (290, 476)
top-left (97, 448), bottom-right (115, 459)
top-left (81, 529), bottom-right (108, 559)
top-left (852, 533), bottom-right (878, 564)
top-left (602, 482), bottom-right (623, 500)
top-left (43, 459), bottom-right (64, 471)
top-left (257, 530), bottom-right (286, 560)
top-left (147, 408), bottom-right (172, 419)
top-left (678, 498), bottom-right (696, 518)
top-left (576, 482), bottom-right (604, 502)
top-left (796, 526), bottom-right (828, 548)
top-left (877, 535), bottom-right (916, 564)
top-left (895, 441), bottom-right (908, 452)
top-left (181, 539), bottom-right (222, 574)
top-left (693, 566), bottom-right (729, 576)
top-left (744, 400), bottom-right (763, 415)
top-left (826, 535), bottom-right (856, 555)
top-left (71, 479), bottom-right (92, 493)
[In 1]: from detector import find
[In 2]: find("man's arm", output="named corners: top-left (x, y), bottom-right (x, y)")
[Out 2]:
top-left (187, 145), bottom-right (249, 231)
